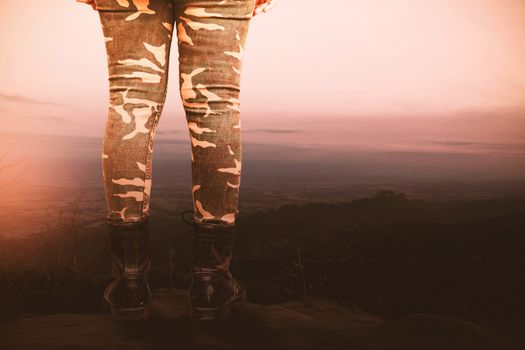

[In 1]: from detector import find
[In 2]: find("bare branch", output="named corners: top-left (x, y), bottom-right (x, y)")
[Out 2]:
top-left (0, 143), bottom-right (32, 189)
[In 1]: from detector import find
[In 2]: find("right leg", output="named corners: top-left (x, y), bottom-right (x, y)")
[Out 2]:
top-left (174, 0), bottom-right (257, 320)
top-left (95, 0), bottom-right (175, 320)
top-left (97, 0), bottom-right (175, 225)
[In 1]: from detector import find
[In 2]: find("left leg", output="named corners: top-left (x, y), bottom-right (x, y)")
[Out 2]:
top-left (97, 0), bottom-right (175, 225)
top-left (94, 0), bottom-right (176, 320)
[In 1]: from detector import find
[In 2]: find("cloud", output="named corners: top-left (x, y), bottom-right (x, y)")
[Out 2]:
top-left (38, 115), bottom-right (69, 123)
top-left (155, 129), bottom-right (181, 135)
top-left (245, 128), bottom-right (302, 134)
top-left (0, 93), bottom-right (63, 107)
top-left (154, 138), bottom-right (187, 146)
top-left (431, 140), bottom-right (525, 151)
top-left (434, 141), bottom-right (484, 147)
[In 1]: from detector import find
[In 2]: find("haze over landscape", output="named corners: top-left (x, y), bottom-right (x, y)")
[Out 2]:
top-left (1, 0), bottom-right (524, 231)
top-left (2, 3), bottom-right (525, 348)
top-left (1, 0), bottom-right (524, 162)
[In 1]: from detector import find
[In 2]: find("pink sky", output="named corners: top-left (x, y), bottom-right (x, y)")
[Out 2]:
top-left (2, 0), bottom-right (525, 240)
top-left (0, 0), bottom-right (524, 147)
top-left (0, 0), bottom-right (524, 218)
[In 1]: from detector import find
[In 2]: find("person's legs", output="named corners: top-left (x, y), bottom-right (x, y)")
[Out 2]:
top-left (95, 0), bottom-right (175, 320)
top-left (97, 0), bottom-right (175, 225)
top-left (175, 0), bottom-right (256, 225)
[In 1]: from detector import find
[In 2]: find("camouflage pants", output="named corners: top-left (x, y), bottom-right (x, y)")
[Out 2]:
top-left (95, 0), bottom-right (256, 226)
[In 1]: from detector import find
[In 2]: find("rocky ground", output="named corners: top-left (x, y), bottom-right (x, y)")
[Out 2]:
top-left (0, 289), bottom-right (513, 350)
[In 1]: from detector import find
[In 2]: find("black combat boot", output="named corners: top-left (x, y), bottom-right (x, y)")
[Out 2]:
top-left (104, 217), bottom-right (152, 320)
top-left (181, 210), bottom-right (247, 320)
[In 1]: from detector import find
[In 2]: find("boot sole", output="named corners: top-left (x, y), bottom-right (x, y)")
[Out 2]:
top-left (110, 305), bottom-right (150, 321)
top-left (191, 299), bottom-right (246, 321)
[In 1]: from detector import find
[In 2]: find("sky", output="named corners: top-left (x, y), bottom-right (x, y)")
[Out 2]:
top-left (0, 0), bottom-right (525, 180)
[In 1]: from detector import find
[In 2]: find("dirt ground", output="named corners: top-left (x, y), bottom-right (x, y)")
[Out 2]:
top-left (0, 288), bottom-right (513, 350)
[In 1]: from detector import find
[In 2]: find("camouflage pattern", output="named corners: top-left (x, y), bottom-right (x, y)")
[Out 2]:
top-left (96, 0), bottom-right (256, 226)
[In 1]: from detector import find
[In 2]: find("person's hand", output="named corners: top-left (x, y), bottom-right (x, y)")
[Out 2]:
top-left (253, 0), bottom-right (279, 16)
top-left (76, 0), bottom-right (97, 10)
